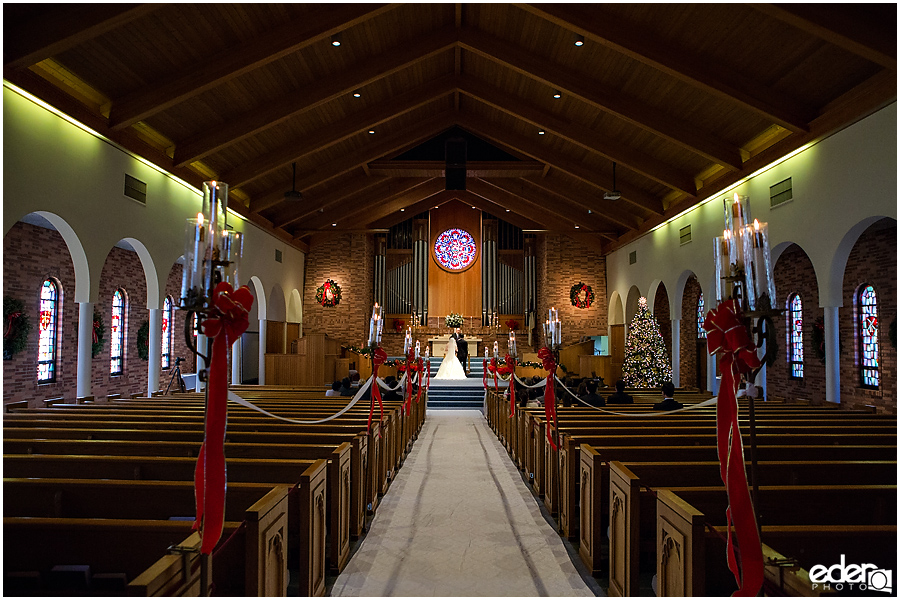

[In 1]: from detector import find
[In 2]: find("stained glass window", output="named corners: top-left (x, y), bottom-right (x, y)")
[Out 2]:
top-left (110, 289), bottom-right (126, 375)
top-left (788, 294), bottom-right (803, 378)
top-left (162, 296), bottom-right (173, 370)
top-left (859, 285), bottom-right (879, 388)
top-left (697, 293), bottom-right (706, 339)
top-left (37, 279), bottom-right (59, 383)
top-left (433, 228), bottom-right (477, 271)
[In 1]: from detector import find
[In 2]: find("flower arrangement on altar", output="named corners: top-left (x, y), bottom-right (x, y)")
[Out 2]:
top-left (445, 313), bottom-right (464, 328)
top-left (3, 296), bottom-right (32, 360)
top-left (393, 319), bottom-right (405, 333)
top-left (570, 282), bottom-right (594, 309)
top-left (505, 319), bottom-right (519, 330)
top-left (316, 279), bottom-right (342, 307)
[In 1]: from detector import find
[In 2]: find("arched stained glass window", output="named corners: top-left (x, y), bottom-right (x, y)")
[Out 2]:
top-left (697, 293), bottom-right (706, 339)
top-left (110, 289), bottom-right (126, 375)
top-left (162, 296), bottom-right (173, 370)
top-left (859, 285), bottom-right (879, 388)
top-left (788, 294), bottom-right (803, 378)
top-left (37, 279), bottom-right (59, 383)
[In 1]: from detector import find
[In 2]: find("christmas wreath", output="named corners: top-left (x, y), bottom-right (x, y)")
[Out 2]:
top-left (76, 309), bottom-right (105, 358)
top-left (3, 296), bottom-right (32, 360)
top-left (570, 282), bottom-right (594, 309)
top-left (315, 279), bottom-right (342, 307)
top-left (137, 320), bottom-right (150, 361)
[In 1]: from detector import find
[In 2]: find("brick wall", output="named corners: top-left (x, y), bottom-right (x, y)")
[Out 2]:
top-left (839, 221), bottom-right (896, 414)
top-left (680, 275), bottom-right (705, 389)
top-left (303, 233), bottom-right (374, 348)
top-left (654, 284), bottom-right (672, 356)
top-left (3, 222), bottom-right (202, 406)
top-left (535, 234), bottom-right (608, 347)
top-left (159, 263), bottom-right (193, 391)
top-left (768, 244), bottom-right (826, 403)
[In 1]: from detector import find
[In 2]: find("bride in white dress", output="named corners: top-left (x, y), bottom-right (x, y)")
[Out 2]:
top-left (433, 336), bottom-right (468, 380)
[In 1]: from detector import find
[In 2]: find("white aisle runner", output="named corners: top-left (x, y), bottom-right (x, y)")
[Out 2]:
top-left (331, 410), bottom-right (596, 597)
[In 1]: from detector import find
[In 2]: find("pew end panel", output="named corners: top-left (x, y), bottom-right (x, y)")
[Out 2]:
top-left (298, 459), bottom-right (328, 597)
top-left (656, 489), bottom-right (706, 597)
top-left (126, 532), bottom-right (205, 596)
top-left (245, 485), bottom-right (291, 597)
top-left (608, 461), bottom-right (640, 597)
top-left (328, 442), bottom-right (352, 572)
top-left (578, 444), bottom-right (605, 575)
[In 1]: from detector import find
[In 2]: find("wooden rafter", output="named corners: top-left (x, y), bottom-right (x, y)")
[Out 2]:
top-left (457, 112), bottom-right (660, 219)
top-left (457, 75), bottom-right (698, 196)
top-left (366, 186), bottom-right (457, 230)
top-left (272, 175), bottom-right (390, 230)
top-left (4, 4), bottom-right (163, 71)
top-left (173, 24), bottom-right (458, 167)
top-left (517, 3), bottom-right (814, 133)
top-left (250, 112), bottom-right (455, 213)
top-left (108, 4), bottom-right (395, 130)
top-left (457, 27), bottom-right (744, 171)
top-left (366, 160), bottom-right (545, 178)
top-left (223, 75), bottom-right (456, 189)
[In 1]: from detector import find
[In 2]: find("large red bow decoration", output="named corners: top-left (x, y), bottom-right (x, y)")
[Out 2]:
top-left (369, 347), bottom-right (387, 433)
top-left (5, 311), bottom-right (21, 338)
top-left (194, 282), bottom-right (253, 555)
top-left (703, 299), bottom-right (763, 596)
top-left (404, 349), bottom-right (417, 414)
top-left (92, 319), bottom-right (101, 344)
top-left (537, 347), bottom-right (559, 450)
top-left (489, 357), bottom-right (499, 391)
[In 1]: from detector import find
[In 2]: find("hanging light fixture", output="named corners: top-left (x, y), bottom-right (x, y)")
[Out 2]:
top-left (574, 34), bottom-right (584, 46)
top-left (603, 162), bottom-right (621, 201)
top-left (331, 33), bottom-right (342, 47)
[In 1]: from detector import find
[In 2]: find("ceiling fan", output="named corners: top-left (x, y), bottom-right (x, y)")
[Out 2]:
top-left (603, 162), bottom-right (621, 201)
top-left (284, 162), bottom-right (302, 201)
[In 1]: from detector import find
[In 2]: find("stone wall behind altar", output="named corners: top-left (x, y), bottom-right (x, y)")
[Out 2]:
top-left (535, 234), bottom-right (608, 347)
top-left (303, 232), bottom-right (374, 347)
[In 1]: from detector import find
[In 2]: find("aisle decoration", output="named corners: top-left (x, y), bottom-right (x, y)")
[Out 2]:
top-left (315, 279), bottom-right (342, 307)
top-left (537, 346), bottom-right (559, 450)
top-left (3, 296), bottom-right (31, 360)
top-left (569, 282), bottom-right (594, 309)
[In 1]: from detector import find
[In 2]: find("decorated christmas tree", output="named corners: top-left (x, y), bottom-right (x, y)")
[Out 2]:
top-left (622, 297), bottom-right (673, 387)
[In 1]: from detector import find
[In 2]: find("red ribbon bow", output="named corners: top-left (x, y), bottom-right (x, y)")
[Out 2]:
top-left (5, 312), bottom-right (21, 338)
top-left (369, 347), bottom-right (387, 433)
top-left (537, 347), bottom-right (559, 450)
top-left (193, 283), bottom-right (253, 555)
top-left (92, 319), bottom-right (101, 344)
top-left (703, 299), bottom-right (764, 596)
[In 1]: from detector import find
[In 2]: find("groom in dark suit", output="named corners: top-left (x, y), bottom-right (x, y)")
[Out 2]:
top-left (452, 328), bottom-right (469, 375)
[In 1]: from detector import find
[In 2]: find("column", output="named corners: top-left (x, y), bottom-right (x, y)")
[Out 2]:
top-left (232, 338), bottom-right (242, 385)
top-left (147, 308), bottom-right (161, 396)
top-left (258, 319), bottom-right (267, 385)
top-left (824, 306), bottom-right (841, 405)
top-left (76, 301), bottom-right (94, 399)
top-left (707, 353), bottom-right (718, 395)
top-left (670, 319), bottom-right (681, 387)
top-left (195, 333), bottom-right (207, 392)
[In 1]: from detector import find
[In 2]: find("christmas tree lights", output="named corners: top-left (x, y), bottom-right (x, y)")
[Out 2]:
top-left (622, 297), bottom-right (672, 387)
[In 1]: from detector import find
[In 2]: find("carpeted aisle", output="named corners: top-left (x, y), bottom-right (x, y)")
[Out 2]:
top-left (331, 410), bottom-right (597, 597)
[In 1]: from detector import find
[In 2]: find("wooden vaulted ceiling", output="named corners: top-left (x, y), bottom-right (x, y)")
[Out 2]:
top-left (4, 3), bottom-right (896, 254)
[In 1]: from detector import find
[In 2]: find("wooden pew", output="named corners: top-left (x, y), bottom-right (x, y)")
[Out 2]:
top-left (4, 456), bottom-right (327, 596)
top-left (655, 489), bottom-right (897, 596)
top-left (4, 479), bottom-right (290, 596)
top-left (608, 461), bottom-right (897, 595)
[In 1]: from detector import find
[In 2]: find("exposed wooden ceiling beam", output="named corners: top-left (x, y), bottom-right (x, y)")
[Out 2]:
top-left (457, 75), bottom-right (697, 196)
top-left (4, 4), bottom-right (163, 71)
top-left (450, 194), bottom-right (547, 232)
top-left (366, 188), bottom-right (459, 230)
top-left (517, 3), bottom-right (814, 133)
top-left (366, 160), bottom-right (545, 178)
top-left (108, 4), bottom-right (395, 130)
top-left (271, 175), bottom-right (391, 229)
top-left (479, 177), bottom-right (623, 236)
top-left (457, 112), bottom-right (659, 220)
top-left (468, 178), bottom-right (618, 240)
top-left (753, 4), bottom-right (896, 70)
top-left (297, 178), bottom-right (440, 231)
top-left (458, 27), bottom-right (744, 171)
top-left (223, 75), bottom-right (456, 188)
top-left (173, 24), bottom-right (458, 167)
top-left (250, 111), bottom-right (455, 213)
top-left (519, 174), bottom-right (637, 231)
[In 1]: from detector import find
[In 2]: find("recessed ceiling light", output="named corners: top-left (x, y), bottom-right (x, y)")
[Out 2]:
top-left (434, 206), bottom-right (439, 209)
top-left (331, 33), bottom-right (342, 47)
top-left (352, 90), bottom-right (361, 98)
top-left (368, 130), bottom-right (375, 134)
top-left (574, 34), bottom-right (584, 47)
top-left (574, 225), bottom-right (580, 229)
top-left (332, 223), bottom-right (337, 227)
top-left (506, 209), bottom-right (510, 212)
top-left (538, 130), bottom-right (545, 135)
top-left (587, 209), bottom-right (592, 214)
top-left (400, 208), bottom-right (405, 212)
top-left (553, 91), bottom-right (561, 99)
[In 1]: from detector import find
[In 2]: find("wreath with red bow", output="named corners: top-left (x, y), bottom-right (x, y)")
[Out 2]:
top-left (315, 279), bottom-right (342, 307)
top-left (570, 282), bottom-right (594, 309)
top-left (74, 309), bottom-right (105, 358)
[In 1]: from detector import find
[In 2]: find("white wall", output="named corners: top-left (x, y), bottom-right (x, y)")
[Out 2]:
top-left (3, 83), bottom-right (305, 318)
top-left (607, 102), bottom-right (897, 316)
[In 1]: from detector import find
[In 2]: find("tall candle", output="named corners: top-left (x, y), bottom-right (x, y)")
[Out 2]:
top-left (493, 341), bottom-right (499, 359)
top-left (415, 340), bottom-right (420, 359)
